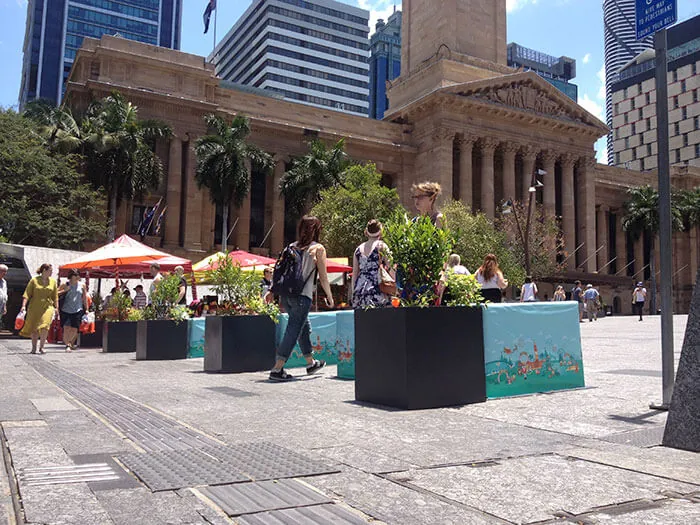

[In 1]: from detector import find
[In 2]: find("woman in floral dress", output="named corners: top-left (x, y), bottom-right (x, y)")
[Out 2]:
top-left (351, 220), bottom-right (391, 308)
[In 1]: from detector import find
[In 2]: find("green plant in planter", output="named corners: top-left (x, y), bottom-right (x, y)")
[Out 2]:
top-left (383, 213), bottom-right (453, 307)
top-left (142, 273), bottom-right (189, 322)
top-left (102, 291), bottom-right (133, 322)
top-left (206, 254), bottom-right (280, 320)
top-left (126, 308), bottom-right (144, 322)
top-left (90, 290), bottom-right (103, 314)
top-left (443, 272), bottom-right (485, 306)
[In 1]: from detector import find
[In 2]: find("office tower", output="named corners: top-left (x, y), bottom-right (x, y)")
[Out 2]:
top-left (20, 0), bottom-right (182, 107)
top-left (603, 0), bottom-right (654, 163)
top-left (610, 14), bottom-right (700, 170)
top-left (369, 9), bottom-right (401, 119)
top-left (507, 43), bottom-right (578, 102)
top-left (212, 0), bottom-right (370, 117)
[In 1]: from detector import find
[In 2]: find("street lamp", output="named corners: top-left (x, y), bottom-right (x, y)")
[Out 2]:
top-left (502, 168), bottom-right (546, 276)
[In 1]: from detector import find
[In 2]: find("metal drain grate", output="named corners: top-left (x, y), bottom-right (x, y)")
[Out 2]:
top-left (19, 463), bottom-right (120, 486)
top-left (200, 479), bottom-right (332, 516)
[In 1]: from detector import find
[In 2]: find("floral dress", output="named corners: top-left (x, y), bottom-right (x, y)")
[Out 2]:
top-left (352, 243), bottom-right (389, 308)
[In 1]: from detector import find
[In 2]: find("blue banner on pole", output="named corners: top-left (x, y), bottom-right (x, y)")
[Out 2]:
top-left (636, 0), bottom-right (677, 40)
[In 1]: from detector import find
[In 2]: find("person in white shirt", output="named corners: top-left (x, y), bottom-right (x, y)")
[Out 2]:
top-left (520, 276), bottom-right (538, 302)
top-left (0, 264), bottom-right (8, 328)
top-left (632, 282), bottom-right (647, 321)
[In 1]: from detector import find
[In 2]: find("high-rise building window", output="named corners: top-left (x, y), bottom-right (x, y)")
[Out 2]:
top-left (682, 107), bottom-right (687, 120)
top-left (673, 96), bottom-right (679, 109)
top-left (675, 150), bottom-right (681, 163)
top-left (624, 137), bottom-right (629, 149)
top-left (694, 90), bottom-right (698, 103)
top-left (694, 116), bottom-right (700, 130)
top-left (645, 92), bottom-right (651, 105)
top-left (624, 113), bottom-right (628, 124)
top-left (672, 70), bottom-right (678, 82)
top-left (614, 102), bottom-right (620, 115)
top-left (674, 122), bottom-right (680, 135)
top-left (647, 143), bottom-right (652, 156)
top-left (631, 122), bottom-right (636, 134)
top-left (631, 148), bottom-right (637, 160)
top-left (615, 152), bottom-right (621, 165)
top-left (631, 97), bottom-right (635, 110)
top-left (647, 117), bottom-right (652, 130)
top-left (683, 134), bottom-right (689, 147)
top-left (696, 144), bottom-right (700, 157)
top-left (681, 79), bottom-right (686, 92)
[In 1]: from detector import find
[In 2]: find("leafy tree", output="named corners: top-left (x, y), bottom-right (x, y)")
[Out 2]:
top-left (195, 114), bottom-right (272, 251)
top-left (23, 99), bottom-right (82, 154)
top-left (0, 109), bottom-right (105, 248)
top-left (622, 185), bottom-right (684, 315)
top-left (676, 187), bottom-right (700, 230)
top-left (310, 163), bottom-right (404, 258)
top-left (280, 138), bottom-right (352, 216)
top-left (441, 200), bottom-right (526, 287)
top-left (497, 200), bottom-right (562, 281)
top-left (82, 92), bottom-right (172, 240)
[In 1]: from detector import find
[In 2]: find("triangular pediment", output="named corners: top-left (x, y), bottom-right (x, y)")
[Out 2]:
top-left (439, 72), bottom-right (608, 134)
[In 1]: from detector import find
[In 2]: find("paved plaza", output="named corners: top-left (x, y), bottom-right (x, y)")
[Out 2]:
top-left (0, 315), bottom-right (698, 524)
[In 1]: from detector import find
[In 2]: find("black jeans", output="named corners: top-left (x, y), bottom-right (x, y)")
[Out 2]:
top-left (634, 301), bottom-right (645, 319)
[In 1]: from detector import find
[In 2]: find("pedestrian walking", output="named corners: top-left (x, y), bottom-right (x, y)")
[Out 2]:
top-left (0, 264), bottom-right (8, 329)
top-left (20, 263), bottom-right (59, 354)
top-left (58, 269), bottom-right (88, 352)
top-left (552, 285), bottom-right (566, 301)
top-left (411, 181), bottom-right (443, 227)
top-left (583, 284), bottom-right (600, 322)
top-left (148, 262), bottom-right (163, 303)
top-left (351, 220), bottom-right (391, 308)
top-left (269, 216), bottom-right (334, 381)
top-left (520, 276), bottom-right (538, 302)
top-left (571, 280), bottom-right (584, 322)
top-left (174, 265), bottom-right (187, 305)
top-left (632, 281), bottom-right (647, 321)
top-left (132, 285), bottom-right (147, 309)
top-left (475, 254), bottom-right (509, 303)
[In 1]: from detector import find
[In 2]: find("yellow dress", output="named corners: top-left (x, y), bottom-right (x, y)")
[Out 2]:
top-left (21, 277), bottom-right (57, 336)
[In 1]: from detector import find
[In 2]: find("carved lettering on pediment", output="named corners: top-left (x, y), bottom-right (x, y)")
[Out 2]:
top-left (468, 85), bottom-right (583, 123)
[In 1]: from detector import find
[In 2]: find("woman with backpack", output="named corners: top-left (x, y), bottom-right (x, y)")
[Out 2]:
top-left (269, 216), bottom-right (334, 382)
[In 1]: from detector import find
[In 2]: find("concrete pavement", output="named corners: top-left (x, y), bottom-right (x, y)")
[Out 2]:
top-left (0, 315), bottom-right (698, 524)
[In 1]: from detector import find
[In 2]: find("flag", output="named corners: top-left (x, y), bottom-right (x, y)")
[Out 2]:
top-left (138, 198), bottom-right (162, 240)
top-left (154, 206), bottom-right (167, 235)
top-left (203, 0), bottom-right (216, 34)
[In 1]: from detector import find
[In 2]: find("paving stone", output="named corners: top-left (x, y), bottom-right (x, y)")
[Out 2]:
top-left (315, 445), bottom-right (417, 474)
top-left (95, 487), bottom-right (209, 525)
top-left (21, 484), bottom-right (114, 525)
top-left (236, 503), bottom-right (371, 524)
top-left (582, 497), bottom-right (700, 524)
top-left (387, 455), bottom-right (698, 523)
top-left (30, 396), bottom-right (78, 412)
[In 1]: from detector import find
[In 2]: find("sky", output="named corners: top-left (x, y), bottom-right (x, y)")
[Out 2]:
top-left (0, 0), bottom-right (698, 162)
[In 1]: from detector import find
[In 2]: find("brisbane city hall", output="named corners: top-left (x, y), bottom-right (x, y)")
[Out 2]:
top-left (63, 0), bottom-right (700, 314)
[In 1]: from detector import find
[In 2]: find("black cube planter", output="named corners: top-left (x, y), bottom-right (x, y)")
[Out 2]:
top-left (204, 315), bottom-right (276, 373)
top-left (355, 306), bottom-right (486, 410)
top-left (79, 320), bottom-right (104, 348)
top-left (103, 321), bottom-right (137, 353)
top-left (136, 320), bottom-right (189, 360)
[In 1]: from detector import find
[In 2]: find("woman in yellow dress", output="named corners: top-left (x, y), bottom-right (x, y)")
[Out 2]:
top-left (20, 263), bottom-right (59, 354)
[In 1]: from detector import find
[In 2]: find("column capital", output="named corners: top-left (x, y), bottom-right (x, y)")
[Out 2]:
top-left (478, 137), bottom-right (499, 152)
top-left (500, 141), bottom-right (521, 155)
top-left (519, 144), bottom-right (538, 160)
top-left (456, 133), bottom-right (477, 147)
top-left (597, 204), bottom-right (610, 213)
top-left (540, 149), bottom-right (559, 163)
top-left (578, 155), bottom-right (597, 170)
top-left (434, 128), bottom-right (457, 143)
top-left (560, 152), bottom-right (577, 168)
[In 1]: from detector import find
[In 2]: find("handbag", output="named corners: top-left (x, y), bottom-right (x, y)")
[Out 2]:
top-left (379, 264), bottom-right (397, 296)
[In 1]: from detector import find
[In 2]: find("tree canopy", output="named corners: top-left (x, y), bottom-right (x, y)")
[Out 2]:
top-left (0, 109), bottom-right (105, 248)
top-left (310, 163), bottom-right (403, 258)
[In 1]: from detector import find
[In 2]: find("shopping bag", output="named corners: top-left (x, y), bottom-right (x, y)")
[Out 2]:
top-left (14, 310), bottom-right (25, 331)
top-left (47, 318), bottom-right (62, 343)
top-left (79, 312), bottom-right (95, 334)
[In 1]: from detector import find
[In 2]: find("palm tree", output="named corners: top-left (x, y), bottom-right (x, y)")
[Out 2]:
top-left (622, 185), bottom-right (683, 315)
top-left (279, 138), bottom-right (352, 216)
top-left (23, 99), bottom-right (82, 154)
top-left (677, 187), bottom-right (700, 230)
top-left (194, 114), bottom-right (272, 252)
top-left (82, 92), bottom-right (172, 240)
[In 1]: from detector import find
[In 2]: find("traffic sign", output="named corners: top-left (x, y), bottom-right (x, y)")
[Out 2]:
top-left (636, 0), bottom-right (677, 40)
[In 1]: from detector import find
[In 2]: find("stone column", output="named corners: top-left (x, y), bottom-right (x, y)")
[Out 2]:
top-left (541, 150), bottom-right (557, 218)
top-left (434, 128), bottom-right (455, 204)
top-left (235, 159), bottom-right (252, 251)
top-left (200, 194), bottom-right (214, 253)
top-left (634, 237), bottom-right (645, 279)
top-left (164, 136), bottom-right (182, 247)
top-left (458, 135), bottom-right (475, 209)
top-left (560, 153), bottom-right (576, 270)
top-left (501, 142), bottom-right (519, 203)
top-left (479, 138), bottom-right (498, 219)
top-left (596, 205), bottom-right (609, 273)
top-left (580, 157), bottom-right (597, 273)
top-left (520, 146), bottom-right (537, 203)
top-left (183, 139), bottom-right (202, 250)
top-left (615, 210), bottom-right (627, 276)
top-left (271, 155), bottom-right (287, 256)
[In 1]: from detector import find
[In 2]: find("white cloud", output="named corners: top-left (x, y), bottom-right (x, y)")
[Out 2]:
top-left (596, 65), bottom-right (606, 100)
top-left (580, 93), bottom-right (604, 123)
top-left (507, 0), bottom-right (538, 13)
top-left (357, 0), bottom-right (399, 34)
top-left (582, 53), bottom-right (591, 64)
top-left (595, 138), bottom-right (608, 165)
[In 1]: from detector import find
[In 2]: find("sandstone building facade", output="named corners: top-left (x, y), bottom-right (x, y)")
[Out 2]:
top-left (65, 0), bottom-right (700, 314)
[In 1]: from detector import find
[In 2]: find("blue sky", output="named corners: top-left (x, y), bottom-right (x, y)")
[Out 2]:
top-left (0, 0), bottom-right (698, 161)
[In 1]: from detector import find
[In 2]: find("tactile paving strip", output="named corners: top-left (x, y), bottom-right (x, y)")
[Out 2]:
top-left (118, 448), bottom-right (250, 491)
top-left (237, 504), bottom-right (369, 524)
top-left (200, 479), bottom-right (332, 516)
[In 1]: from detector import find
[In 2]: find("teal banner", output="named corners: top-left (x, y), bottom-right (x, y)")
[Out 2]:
top-left (482, 302), bottom-right (585, 398)
top-left (188, 318), bottom-right (205, 358)
top-left (277, 311), bottom-right (341, 368)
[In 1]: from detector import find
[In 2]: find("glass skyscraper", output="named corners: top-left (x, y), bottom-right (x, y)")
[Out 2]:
top-left (368, 9), bottom-right (401, 119)
top-left (20, 0), bottom-right (182, 108)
